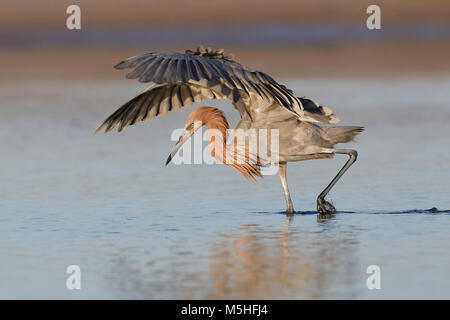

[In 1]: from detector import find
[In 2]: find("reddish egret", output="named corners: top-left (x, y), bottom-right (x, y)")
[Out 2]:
top-left (95, 47), bottom-right (363, 214)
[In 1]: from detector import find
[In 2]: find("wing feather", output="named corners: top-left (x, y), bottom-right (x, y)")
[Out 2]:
top-left (157, 87), bottom-right (172, 116)
top-left (98, 49), bottom-right (339, 134)
top-left (179, 84), bottom-right (194, 106)
top-left (190, 59), bottom-right (209, 81)
top-left (114, 51), bottom-right (304, 118)
top-left (125, 56), bottom-right (153, 79)
top-left (298, 97), bottom-right (340, 124)
top-left (94, 82), bottom-right (235, 134)
top-left (170, 85), bottom-right (183, 111)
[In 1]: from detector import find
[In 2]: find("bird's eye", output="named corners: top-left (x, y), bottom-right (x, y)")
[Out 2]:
top-left (191, 121), bottom-right (195, 125)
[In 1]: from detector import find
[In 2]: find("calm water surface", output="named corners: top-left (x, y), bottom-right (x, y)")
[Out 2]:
top-left (0, 77), bottom-right (449, 299)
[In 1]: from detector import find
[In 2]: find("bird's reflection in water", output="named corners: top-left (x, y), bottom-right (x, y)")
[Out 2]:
top-left (207, 214), bottom-right (360, 299)
top-left (107, 214), bottom-right (361, 299)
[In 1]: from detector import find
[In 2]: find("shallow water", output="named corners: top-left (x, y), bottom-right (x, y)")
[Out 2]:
top-left (0, 77), bottom-right (449, 299)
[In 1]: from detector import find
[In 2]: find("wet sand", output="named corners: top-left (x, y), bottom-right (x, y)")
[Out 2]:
top-left (2, 41), bottom-right (450, 83)
top-left (3, 0), bottom-right (450, 28)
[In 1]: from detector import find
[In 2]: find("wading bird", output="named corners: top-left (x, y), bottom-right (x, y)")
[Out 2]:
top-left (95, 46), bottom-right (363, 214)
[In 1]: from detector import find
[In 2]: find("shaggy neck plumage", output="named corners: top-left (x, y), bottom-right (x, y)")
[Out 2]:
top-left (203, 108), bottom-right (229, 152)
top-left (200, 108), bottom-right (262, 181)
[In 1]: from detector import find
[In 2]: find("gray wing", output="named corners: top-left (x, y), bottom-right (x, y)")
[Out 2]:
top-left (94, 82), bottom-right (235, 134)
top-left (298, 97), bottom-right (340, 124)
top-left (114, 51), bottom-right (304, 117)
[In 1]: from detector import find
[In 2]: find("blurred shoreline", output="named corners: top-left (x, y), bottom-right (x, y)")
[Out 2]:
top-left (2, 1), bottom-right (450, 81)
top-left (3, 22), bottom-right (449, 47)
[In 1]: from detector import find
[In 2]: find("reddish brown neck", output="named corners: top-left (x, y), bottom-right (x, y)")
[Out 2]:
top-left (202, 109), bottom-right (261, 181)
top-left (194, 108), bottom-right (228, 152)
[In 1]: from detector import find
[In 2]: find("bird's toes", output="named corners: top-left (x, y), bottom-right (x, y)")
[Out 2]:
top-left (324, 200), bottom-right (336, 214)
top-left (317, 198), bottom-right (336, 214)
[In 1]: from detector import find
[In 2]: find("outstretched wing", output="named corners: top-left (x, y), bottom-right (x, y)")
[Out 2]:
top-left (95, 48), bottom-right (340, 134)
top-left (114, 49), bottom-right (304, 116)
top-left (94, 82), bottom-right (240, 133)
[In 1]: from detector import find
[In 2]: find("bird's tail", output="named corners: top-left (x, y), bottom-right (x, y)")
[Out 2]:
top-left (323, 126), bottom-right (364, 145)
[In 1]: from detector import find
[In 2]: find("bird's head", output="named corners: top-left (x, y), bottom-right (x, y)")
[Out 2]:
top-left (165, 107), bottom-right (225, 166)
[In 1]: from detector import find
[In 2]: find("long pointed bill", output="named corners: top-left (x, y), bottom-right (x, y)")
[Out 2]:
top-left (165, 130), bottom-right (193, 166)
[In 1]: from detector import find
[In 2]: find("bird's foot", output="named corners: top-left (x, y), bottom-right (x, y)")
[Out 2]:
top-left (317, 198), bottom-right (336, 214)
